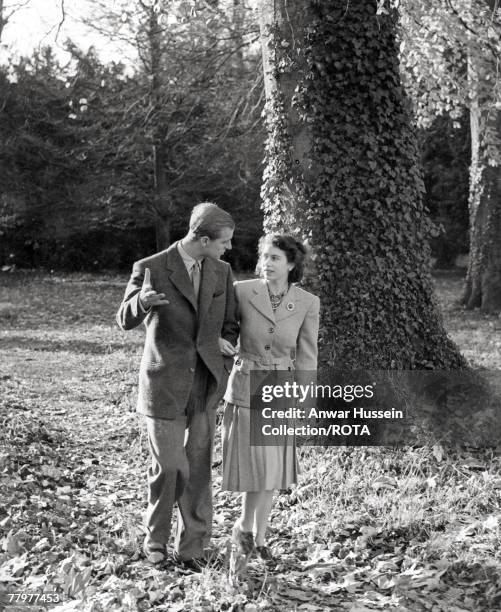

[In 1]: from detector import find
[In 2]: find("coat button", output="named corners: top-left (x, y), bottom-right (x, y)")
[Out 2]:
top-left (264, 345), bottom-right (271, 350)
top-left (189, 367), bottom-right (195, 373)
top-left (268, 328), bottom-right (274, 333)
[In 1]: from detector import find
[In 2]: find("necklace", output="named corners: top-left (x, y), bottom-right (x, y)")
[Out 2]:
top-left (267, 283), bottom-right (288, 310)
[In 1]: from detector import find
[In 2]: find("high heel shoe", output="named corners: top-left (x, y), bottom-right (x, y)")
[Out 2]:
top-left (229, 522), bottom-right (255, 579)
top-left (255, 545), bottom-right (275, 564)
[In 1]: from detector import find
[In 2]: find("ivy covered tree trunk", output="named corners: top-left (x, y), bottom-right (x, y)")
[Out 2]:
top-left (462, 22), bottom-right (501, 312)
top-left (463, 110), bottom-right (501, 312)
top-left (258, 0), bottom-right (464, 369)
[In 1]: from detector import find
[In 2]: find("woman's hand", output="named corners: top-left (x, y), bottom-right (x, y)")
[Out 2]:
top-left (219, 337), bottom-right (237, 357)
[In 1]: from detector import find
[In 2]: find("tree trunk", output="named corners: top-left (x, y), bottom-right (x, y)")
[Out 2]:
top-left (232, 0), bottom-right (245, 74)
top-left (258, 0), bottom-right (314, 233)
top-left (258, 0), bottom-right (464, 369)
top-left (149, 5), bottom-right (172, 252)
top-left (154, 212), bottom-right (170, 252)
top-left (153, 144), bottom-right (172, 251)
top-left (0, 0), bottom-right (5, 42)
top-left (462, 16), bottom-right (501, 312)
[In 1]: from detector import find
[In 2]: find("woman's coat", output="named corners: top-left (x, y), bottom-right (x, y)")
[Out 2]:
top-left (224, 279), bottom-right (320, 408)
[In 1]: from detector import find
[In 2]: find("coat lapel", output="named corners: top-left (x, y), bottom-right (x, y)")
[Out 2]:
top-left (165, 243), bottom-right (198, 312)
top-left (198, 258), bottom-right (217, 324)
top-left (274, 284), bottom-right (302, 322)
top-left (249, 280), bottom-right (275, 324)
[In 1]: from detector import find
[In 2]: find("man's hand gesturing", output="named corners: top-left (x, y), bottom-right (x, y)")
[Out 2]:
top-left (139, 268), bottom-right (170, 310)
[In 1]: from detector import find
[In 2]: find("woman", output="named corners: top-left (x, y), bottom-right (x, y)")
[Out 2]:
top-left (220, 234), bottom-right (320, 575)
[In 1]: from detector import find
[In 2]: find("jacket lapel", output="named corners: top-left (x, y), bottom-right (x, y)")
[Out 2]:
top-left (274, 284), bottom-right (302, 322)
top-left (165, 243), bottom-right (198, 312)
top-left (249, 280), bottom-right (275, 324)
top-left (198, 258), bottom-right (217, 324)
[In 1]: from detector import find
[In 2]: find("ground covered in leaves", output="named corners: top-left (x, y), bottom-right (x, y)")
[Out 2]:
top-left (1, 270), bottom-right (500, 611)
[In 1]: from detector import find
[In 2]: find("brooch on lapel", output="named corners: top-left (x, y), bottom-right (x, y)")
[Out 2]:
top-left (286, 302), bottom-right (295, 311)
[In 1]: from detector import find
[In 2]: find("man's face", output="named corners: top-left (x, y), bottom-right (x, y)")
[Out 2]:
top-left (203, 226), bottom-right (234, 259)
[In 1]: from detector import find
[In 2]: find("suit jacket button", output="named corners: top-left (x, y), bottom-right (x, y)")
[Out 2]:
top-left (264, 345), bottom-right (271, 350)
top-left (189, 367), bottom-right (195, 373)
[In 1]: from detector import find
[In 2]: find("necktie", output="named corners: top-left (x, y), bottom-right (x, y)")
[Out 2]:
top-left (191, 260), bottom-right (201, 299)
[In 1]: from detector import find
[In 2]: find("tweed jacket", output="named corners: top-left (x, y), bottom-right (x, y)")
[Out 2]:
top-left (116, 242), bottom-right (238, 419)
top-left (224, 279), bottom-right (320, 408)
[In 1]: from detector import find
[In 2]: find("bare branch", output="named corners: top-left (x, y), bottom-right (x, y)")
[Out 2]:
top-left (0, 0), bottom-right (31, 41)
top-left (55, 0), bottom-right (66, 42)
top-left (4, 0), bottom-right (31, 20)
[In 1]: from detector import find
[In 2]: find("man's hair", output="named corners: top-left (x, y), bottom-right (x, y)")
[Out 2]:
top-left (189, 202), bottom-right (235, 239)
top-left (256, 234), bottom-right (307, 283)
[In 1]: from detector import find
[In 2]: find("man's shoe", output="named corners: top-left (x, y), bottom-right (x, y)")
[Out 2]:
top-left (172, 552), bottom-right (206, 573)
top-left (143, 537), bottom-right (166, 564)
top-left (203, 550), bottom-right (225, 570)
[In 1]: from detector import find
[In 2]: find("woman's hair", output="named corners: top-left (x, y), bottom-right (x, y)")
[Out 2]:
top-left (256, 234), bottom-right (307, 283)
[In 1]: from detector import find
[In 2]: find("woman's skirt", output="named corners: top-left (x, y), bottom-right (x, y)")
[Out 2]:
top-left (221, 402), bottom-right (298, 492)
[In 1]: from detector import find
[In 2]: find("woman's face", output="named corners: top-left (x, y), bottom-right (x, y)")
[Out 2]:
top-left (259, 244), bottom-right (293, 285)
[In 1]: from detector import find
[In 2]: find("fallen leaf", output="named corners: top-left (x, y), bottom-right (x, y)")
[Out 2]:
top-left (372, 476), bottom-right (397, 491)
top-left (1, 530), bottom-right (24, 556)
top-left (432, 444), bottom-right (444, 462)
top-left (483, 515), bottom-right (499, 530)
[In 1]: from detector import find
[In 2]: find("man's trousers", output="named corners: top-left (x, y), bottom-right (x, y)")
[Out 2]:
top-left (143, 408), bottom-right (217, 560)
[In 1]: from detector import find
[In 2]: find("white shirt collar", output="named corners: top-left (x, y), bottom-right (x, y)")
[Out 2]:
top-left (177, 241), bottom-right (203, 272)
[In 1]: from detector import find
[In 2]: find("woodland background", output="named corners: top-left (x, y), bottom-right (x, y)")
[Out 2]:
top-left (0, 0), bottom-right (476, 275)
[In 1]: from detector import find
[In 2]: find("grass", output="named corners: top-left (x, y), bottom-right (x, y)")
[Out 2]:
top-left (0, 269), bottom-right (500, 611)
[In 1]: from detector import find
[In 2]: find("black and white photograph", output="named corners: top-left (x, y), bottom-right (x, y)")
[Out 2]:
top-left (1, 1), bottom-right (501, 610)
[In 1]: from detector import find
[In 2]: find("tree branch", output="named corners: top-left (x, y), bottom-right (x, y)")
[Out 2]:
top-left (55, 0), bottom-right (66, 42)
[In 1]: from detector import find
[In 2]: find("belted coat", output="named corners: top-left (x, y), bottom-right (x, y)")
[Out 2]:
top-left (223, 279), bottom-right (320, 408)
top-left (116, 242), bottom-right (238, 419)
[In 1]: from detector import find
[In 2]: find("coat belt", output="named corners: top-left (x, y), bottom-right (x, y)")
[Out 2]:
top-left (237, 350), bottom-right (294, 368)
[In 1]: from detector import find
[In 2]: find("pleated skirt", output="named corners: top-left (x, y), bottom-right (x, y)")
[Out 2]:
top-left (221, 402), bottom-right (298, 492)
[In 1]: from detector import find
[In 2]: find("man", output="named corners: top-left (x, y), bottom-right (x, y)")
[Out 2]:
top-left (116, 203), bottom-right (238, 568)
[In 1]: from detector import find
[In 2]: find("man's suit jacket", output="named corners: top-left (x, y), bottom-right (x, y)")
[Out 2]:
top-left (117, 242), bottom-right (238, 419)
top-left (224, 279), bottom-right (320, 408)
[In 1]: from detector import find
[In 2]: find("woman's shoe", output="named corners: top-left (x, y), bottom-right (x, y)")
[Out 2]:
top-left (229, 522), bottom-right (255, 578)
top-left (255, 545), bottom-right (275, 564)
